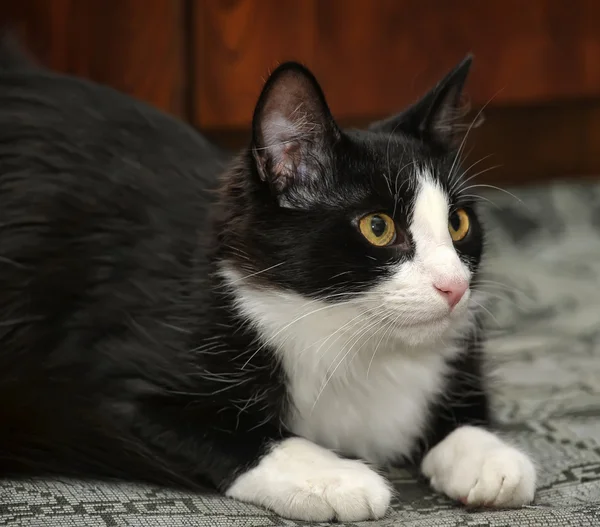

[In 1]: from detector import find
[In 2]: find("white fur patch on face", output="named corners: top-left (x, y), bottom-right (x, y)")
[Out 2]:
top-left (225, 437), bottom-right (391, 521)
top-left (371, 172), bottom-right (472, 346)
top-left (421, 426), bottom-right (536, 507)
top-left (412, 175), bottom-right (471, 286)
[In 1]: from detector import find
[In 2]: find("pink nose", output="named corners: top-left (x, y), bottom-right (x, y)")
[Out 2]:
top-left (434, 280), bottom-right (468, 308)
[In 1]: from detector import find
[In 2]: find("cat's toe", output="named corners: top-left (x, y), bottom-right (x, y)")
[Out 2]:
top-left (226, 437), bottom-right (392, 521)
top-left (464, 447), bottom-right (536, 507)
top-left (320, 465), bottom-right (392, 520)
top-left (421, 426), bottom-right (536, 509)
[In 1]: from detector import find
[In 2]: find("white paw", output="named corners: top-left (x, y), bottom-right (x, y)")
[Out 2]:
top-left (225, 437), bottom-right (392, 521)
top-left (421, 426), bottom-right (536, 508)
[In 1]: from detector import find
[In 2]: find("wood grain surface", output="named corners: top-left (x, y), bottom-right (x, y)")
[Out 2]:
top-left (193, 0), bottom-right (600, 130)
top-left (2, 0), bottom-right (186, 116)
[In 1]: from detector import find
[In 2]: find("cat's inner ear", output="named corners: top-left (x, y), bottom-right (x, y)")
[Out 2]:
top-left (252, 63), bottom-right (339, 195)
top-left (370, 55), bottom-right (476, 149)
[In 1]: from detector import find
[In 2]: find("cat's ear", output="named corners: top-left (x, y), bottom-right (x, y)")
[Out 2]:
top-left (370, 55), bottom-right (476, 149)
top-left (251, 62), bottom-right (340, 195)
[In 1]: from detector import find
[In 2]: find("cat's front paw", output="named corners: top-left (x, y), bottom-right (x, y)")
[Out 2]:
top-left (421, 426), bottom-right (536, 508)
top-left (225, 437), bottom-right (391, 521)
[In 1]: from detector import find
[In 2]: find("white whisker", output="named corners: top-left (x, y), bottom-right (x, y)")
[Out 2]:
top-left (460, 184), bottom-right (525, 207)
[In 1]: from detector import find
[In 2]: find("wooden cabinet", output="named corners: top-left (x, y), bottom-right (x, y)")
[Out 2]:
top-left (3, 0), bottom-right (600, 183)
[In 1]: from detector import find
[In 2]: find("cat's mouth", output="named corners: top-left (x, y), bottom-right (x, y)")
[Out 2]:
top-left (377, 304), bottom-right (469, 336)
top-left (400, 314), bottom-right (450, 329)
top-left (412, 316), bottom-right (447, 325)
top-left (378, 303), bottom-right (466, 328)
top-left (366, 311), bottom-right (449, 332)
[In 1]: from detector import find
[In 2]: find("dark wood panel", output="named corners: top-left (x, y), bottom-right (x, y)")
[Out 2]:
top-left (1, 0), bottom-right (186, 117)
top-left (193, 0), bottom-right (317, 129)
top-left (194, 0), bottom-right (600, 129)
top-left (467, 102), bottom-right (598, 185)
top-left (316, 0), bottom-right (600, 120)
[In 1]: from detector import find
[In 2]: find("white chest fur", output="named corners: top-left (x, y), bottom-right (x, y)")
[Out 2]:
top-left (287, 341), bottom-right (449, 464)
top-left (224, 267), bottom-right (460, 465)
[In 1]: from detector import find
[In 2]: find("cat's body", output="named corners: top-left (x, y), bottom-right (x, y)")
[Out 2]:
top-left (0, 40), bottom-right (535, 521)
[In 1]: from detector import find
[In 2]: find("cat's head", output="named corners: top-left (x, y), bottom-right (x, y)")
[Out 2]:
top-left (219, 57), bottom-right (484, 348)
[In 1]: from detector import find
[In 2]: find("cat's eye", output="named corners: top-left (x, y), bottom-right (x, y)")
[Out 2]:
top-left (448, 209), bottom-right (470, 242)
top-left (358, 213), bottom-right (396, 247)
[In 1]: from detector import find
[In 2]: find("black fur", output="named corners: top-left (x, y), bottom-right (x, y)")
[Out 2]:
top-left (0, 37), bottom-right (489, 501)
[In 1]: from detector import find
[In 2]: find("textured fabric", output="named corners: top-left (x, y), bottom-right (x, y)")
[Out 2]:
top-left (2, 180), bottom-right (600, 526)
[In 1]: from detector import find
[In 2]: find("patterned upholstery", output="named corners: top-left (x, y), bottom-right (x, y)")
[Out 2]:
top-left (2, 180), bottom-right (600, 526)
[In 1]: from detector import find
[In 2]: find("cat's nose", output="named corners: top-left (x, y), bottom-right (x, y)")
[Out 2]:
top-left (433, 280), bottom-right (468, 308)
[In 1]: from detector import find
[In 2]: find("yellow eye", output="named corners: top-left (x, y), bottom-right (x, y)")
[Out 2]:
top-left (359, 213), bottom-right (396, 247)
top-left (448, 208), bottom-right (470, 242)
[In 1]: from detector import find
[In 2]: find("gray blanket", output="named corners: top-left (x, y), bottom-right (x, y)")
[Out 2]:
top-left (3, 181), bottom-right (600, 526)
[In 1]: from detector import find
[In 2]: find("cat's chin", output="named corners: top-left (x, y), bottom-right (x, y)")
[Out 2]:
top-left (386, 310), bottom-right (470, 349)
top-left (390, 321), bottom-right (452, 348)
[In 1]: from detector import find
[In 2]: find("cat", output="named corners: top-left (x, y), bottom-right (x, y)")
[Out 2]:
top-left (0, 37), bottom-right (536, 522)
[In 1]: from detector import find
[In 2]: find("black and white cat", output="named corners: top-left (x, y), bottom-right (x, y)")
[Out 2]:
top-left (0, 39), bottom-right (535, 522)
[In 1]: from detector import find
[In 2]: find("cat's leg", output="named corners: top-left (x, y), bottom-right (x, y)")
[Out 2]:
top-left (135, 404), bottom-right (391, 521)
top-left (421, 426), bottom-right (536, 508)
top-left (418, 345), bottom-right (536, 507)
